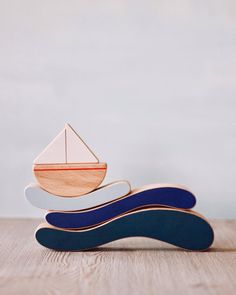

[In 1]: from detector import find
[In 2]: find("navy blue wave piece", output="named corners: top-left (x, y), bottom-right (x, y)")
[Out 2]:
top-left (46, 186), bottom-right (196, 229)
top-left (37, 209), bottom-right (214, 251)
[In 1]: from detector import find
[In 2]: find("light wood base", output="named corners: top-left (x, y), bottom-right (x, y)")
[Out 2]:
top-left (33, 163), bottom-right (107, 197)
top-left (1, 219), bottom-right (236, 295)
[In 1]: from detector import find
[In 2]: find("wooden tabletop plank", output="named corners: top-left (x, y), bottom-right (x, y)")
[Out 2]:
top-left (0, 219), bottom-right (235, 295)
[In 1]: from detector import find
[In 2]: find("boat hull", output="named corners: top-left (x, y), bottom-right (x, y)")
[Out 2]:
top-left (33, 163), bottom-right (107, 197)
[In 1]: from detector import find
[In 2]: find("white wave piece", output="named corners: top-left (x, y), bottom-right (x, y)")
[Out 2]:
top-left (25, 180), bottom-right (131, 211)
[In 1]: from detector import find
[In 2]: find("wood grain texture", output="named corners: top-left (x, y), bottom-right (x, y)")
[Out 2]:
top-left (0, 219), bottom-right (235, 295)
top-left (33, 162), bottom-right (107, 197)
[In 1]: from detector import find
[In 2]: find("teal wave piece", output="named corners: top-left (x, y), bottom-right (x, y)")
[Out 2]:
top-left (36, 209), bottom-right (214, 251)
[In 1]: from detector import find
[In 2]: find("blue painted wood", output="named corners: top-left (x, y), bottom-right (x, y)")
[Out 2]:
top-left (37, 209), bottom-right (214, 251)
top-left (46, 187), bottom-right (196, 229)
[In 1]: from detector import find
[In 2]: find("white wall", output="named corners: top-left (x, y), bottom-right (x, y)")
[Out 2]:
top-left (0, 0), bottom-right (236, 218)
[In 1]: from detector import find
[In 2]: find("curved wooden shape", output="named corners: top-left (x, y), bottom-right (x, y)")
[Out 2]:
top-left (45, 186), bottom-right (196, 229)
top-left (33, 163), bottom-right (107, 197)
top-left (36, 208), bottom-right (214, 251)
top-left (25, 181), bottom-right (131, 210)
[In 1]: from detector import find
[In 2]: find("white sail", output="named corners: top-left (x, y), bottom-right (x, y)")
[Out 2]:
top-left (65, 124), bottom-right (98, 163)
top-left (34, 124), bottom-right (98, 164)
top-left (34, 129), bottom-right (66, 164)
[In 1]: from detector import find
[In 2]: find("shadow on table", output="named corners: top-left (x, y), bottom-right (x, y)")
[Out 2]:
top-left (208, 247), bottom-right (236, 253)
top-left (84, 246), bottom-right (236, 252)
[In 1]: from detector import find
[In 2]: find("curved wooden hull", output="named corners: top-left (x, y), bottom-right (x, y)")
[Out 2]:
top-left (33, 163), bottom-right (107, 197)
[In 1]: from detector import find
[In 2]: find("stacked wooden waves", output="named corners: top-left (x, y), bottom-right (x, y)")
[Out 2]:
top-left (25, 124), bottom-right (214, 251)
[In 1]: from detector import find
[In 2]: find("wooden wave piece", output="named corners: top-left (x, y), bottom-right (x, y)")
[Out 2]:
top-left (36, 208), bottom-right (214, 251)
top-left (45, 185), bottom-right (196, 229)
top-left (25, 181), bottom-right (131, 211)
top-left (33, 124), bottom-right (107, 197)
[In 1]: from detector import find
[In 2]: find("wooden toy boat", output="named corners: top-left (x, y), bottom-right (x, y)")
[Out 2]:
top-left (33, 124), bottom-right (107, 197)
top-left (36, 208), bottom-right (214, 251)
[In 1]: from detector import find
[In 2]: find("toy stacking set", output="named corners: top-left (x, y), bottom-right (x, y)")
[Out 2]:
top-left (25, 124), bottom-right (214, 251)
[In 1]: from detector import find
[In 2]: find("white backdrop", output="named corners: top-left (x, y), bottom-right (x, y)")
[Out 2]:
top-left (0, 0), bottom-right (236, 218)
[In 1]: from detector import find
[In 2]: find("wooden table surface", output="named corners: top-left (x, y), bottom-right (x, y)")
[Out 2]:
top-left (0, 219), bottom-right (235, 295)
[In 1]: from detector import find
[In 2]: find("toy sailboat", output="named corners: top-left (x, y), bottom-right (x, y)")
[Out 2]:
top-left (33, 124), bottom-right (107, 197)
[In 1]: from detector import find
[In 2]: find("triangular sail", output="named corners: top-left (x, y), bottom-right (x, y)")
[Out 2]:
top-left (65, 124), bottom-right (98, 163)
top-left (34, 124), bottom-right (98, 164)
top-left (34, 129), bottom-right (66, 164)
